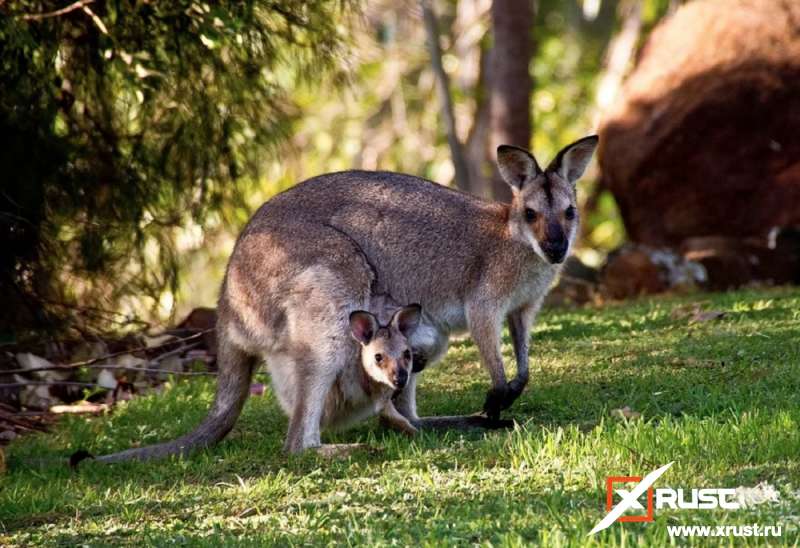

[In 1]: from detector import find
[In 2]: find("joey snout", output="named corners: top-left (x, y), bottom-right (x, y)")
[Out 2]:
top-left (393, 367), bottom-right (408, 389)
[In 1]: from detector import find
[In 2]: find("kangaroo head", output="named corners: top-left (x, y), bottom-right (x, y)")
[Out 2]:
top-left (497, 136), bottom-right (599, 264)
top-left (348, 304), bottom-right (421, 390)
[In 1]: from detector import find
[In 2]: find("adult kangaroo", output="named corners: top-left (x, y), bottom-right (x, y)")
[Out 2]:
top-left (97, 136), bottom-right (598, 461)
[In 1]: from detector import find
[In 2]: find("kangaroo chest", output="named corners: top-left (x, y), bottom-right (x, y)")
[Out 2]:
top-left (508, 265), bottom-right (559, 312)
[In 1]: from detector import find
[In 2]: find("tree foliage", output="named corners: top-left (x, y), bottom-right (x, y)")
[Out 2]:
top-left (0, 0), bottom-right (356, 334)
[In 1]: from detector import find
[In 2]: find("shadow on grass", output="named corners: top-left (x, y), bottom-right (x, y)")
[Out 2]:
top-left (7, 479), bottom-right (608, 545)
top-left (4, 289), bottom-right (799, 538)
top-left (10, 458), bottom-right (795, 546)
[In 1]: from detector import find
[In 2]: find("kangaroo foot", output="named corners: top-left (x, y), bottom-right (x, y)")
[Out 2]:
top-left (379, 415), bottom-right (419, 437)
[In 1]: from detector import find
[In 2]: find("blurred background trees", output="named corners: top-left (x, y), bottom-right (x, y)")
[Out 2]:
top-left (0, 0), bottom-right (356, 334)
top-left (3, 0), bottom-right (797, 340)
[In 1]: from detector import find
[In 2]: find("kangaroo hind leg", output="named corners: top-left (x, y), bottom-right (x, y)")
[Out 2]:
top-left (282, 354), bottom-right (339, 454)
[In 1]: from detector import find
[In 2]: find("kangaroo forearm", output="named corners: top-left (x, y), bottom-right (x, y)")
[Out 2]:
top-left (467, 308), bottom-right (506, 388)
top-left (380, 402), bottom-right (418, 436)
top-left (508, 309), bottom-right (531, 385)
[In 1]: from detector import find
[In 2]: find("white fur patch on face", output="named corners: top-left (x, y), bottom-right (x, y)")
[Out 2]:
top-left (362, 355), bottom-right (395, 388)
top-left (527, 229), bottom-right (549, 263)
top-left (564, 221), bottom-right (578, 258)
top-left (510, 220), bottom-right (549, 262)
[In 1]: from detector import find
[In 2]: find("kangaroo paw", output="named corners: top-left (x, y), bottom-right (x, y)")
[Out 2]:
top-left (482, 385), bottom-right (509, 420)
top-left (483, 379), bottom-right (526, 420)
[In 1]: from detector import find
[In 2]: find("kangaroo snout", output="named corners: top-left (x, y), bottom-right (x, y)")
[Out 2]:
top-left (541, 238), bottom-right (568, 264)
top-left (394, 367), bottom-right (409, 389)
top-left (541, 221), bottom-right (568, 263)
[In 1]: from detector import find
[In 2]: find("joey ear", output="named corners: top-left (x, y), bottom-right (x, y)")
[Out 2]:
top-left (547, 135), bottom-right (599, 184)
top-left (496, 145), bottom-right (541, 191)
top-left (349, 311), bottom-right (378, 344)
top-left (391, 304), bottom-right (422, 338)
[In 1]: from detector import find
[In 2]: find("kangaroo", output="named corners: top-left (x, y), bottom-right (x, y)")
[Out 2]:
top-left (323, 304), bottom-right (421, 436)
top-left (95, 136), bottom-right (598, 460)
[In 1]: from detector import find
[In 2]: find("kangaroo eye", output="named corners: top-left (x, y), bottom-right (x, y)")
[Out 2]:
top-left (524, 208), bottom-right (537, 222)
top-left (565, 206), bottom-right (577, 220)
top-left (374, 353), bottom-right (383, 363)
top-left (403, 349), bottom-right (412, 360)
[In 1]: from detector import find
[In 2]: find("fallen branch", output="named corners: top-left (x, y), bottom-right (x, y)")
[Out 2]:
top-left (90, 362), bottom-right (217, 376)
top-left (19, 0), bottom-right (94, 20)
top-left (150, 342), bottom-right (201, 363)
top-left (0, 381), bottom-right (102, 389)
top-left (50, 402), bottom-right (108, 414)
top-left (0, 331), bottom-right (212, 375)
top-left (0, 409), bottom-right (49, 431)
top-left (71, 328), bottom-right (212, 366)
top-left (2, 357), bottom-right (216, 379)
top-left (39, 298), bottom-right (151, 330)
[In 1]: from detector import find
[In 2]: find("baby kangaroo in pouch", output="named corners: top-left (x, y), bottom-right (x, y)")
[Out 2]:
top-left (322, 304), bottom-right (421, 437)
top-left (94, 135), bottom-right (598, 462)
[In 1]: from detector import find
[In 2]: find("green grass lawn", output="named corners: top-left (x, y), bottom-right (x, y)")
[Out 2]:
top-left (3, 287), bottom-right (800, 546)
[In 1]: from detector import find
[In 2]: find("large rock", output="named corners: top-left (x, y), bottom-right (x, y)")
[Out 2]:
top-left (599, 0), bottom-right (800, 247)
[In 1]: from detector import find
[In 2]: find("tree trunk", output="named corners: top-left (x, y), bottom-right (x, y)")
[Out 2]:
top-left (464, 40), bottom-right (493, 199)
top-left (457, 0), bottom-right (493, 198)
top-left (420, 0), bottom-right (472, 193)
top-left (488, 0), bottom-right (534, 202)
top-left (592, 0), bottom-right (642, 130)
top-left (581, 0), bottom-right (642, 240)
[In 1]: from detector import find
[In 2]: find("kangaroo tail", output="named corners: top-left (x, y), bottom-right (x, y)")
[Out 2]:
top-left (96, 338), bottom-right (255, 463)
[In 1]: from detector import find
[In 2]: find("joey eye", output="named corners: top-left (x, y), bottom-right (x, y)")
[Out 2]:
top-left (565, 206), bottom-right (577, 220)
top-left (524, 208), bottom-right (537, 222)
top-left (403, 349), bottom-right (412, 361)
top-left (374, 353), bottom-right (383, 363)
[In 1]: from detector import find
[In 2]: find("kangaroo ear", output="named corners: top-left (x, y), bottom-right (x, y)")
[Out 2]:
top-left (547, 135), bottom-right (599, 184)
top-left (349, 311), bottom-right (378, 344)
top-left (497, 145), bottom-right (541, 190)
top-left (391, 304), bottom-right (421, 338)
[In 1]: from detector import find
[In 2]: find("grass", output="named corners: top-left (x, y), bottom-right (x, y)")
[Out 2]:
top-left (2, 287), bottom-right (800, 546)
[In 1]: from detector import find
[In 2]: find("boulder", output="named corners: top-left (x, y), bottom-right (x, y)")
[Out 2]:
top-left (599, 0), bottom-right (800, 247)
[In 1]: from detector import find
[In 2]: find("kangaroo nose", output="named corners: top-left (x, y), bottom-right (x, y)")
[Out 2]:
top-left (395, 368), bottom-right (408, 389)
top-left (542, 240), bottom-right (568, 263)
